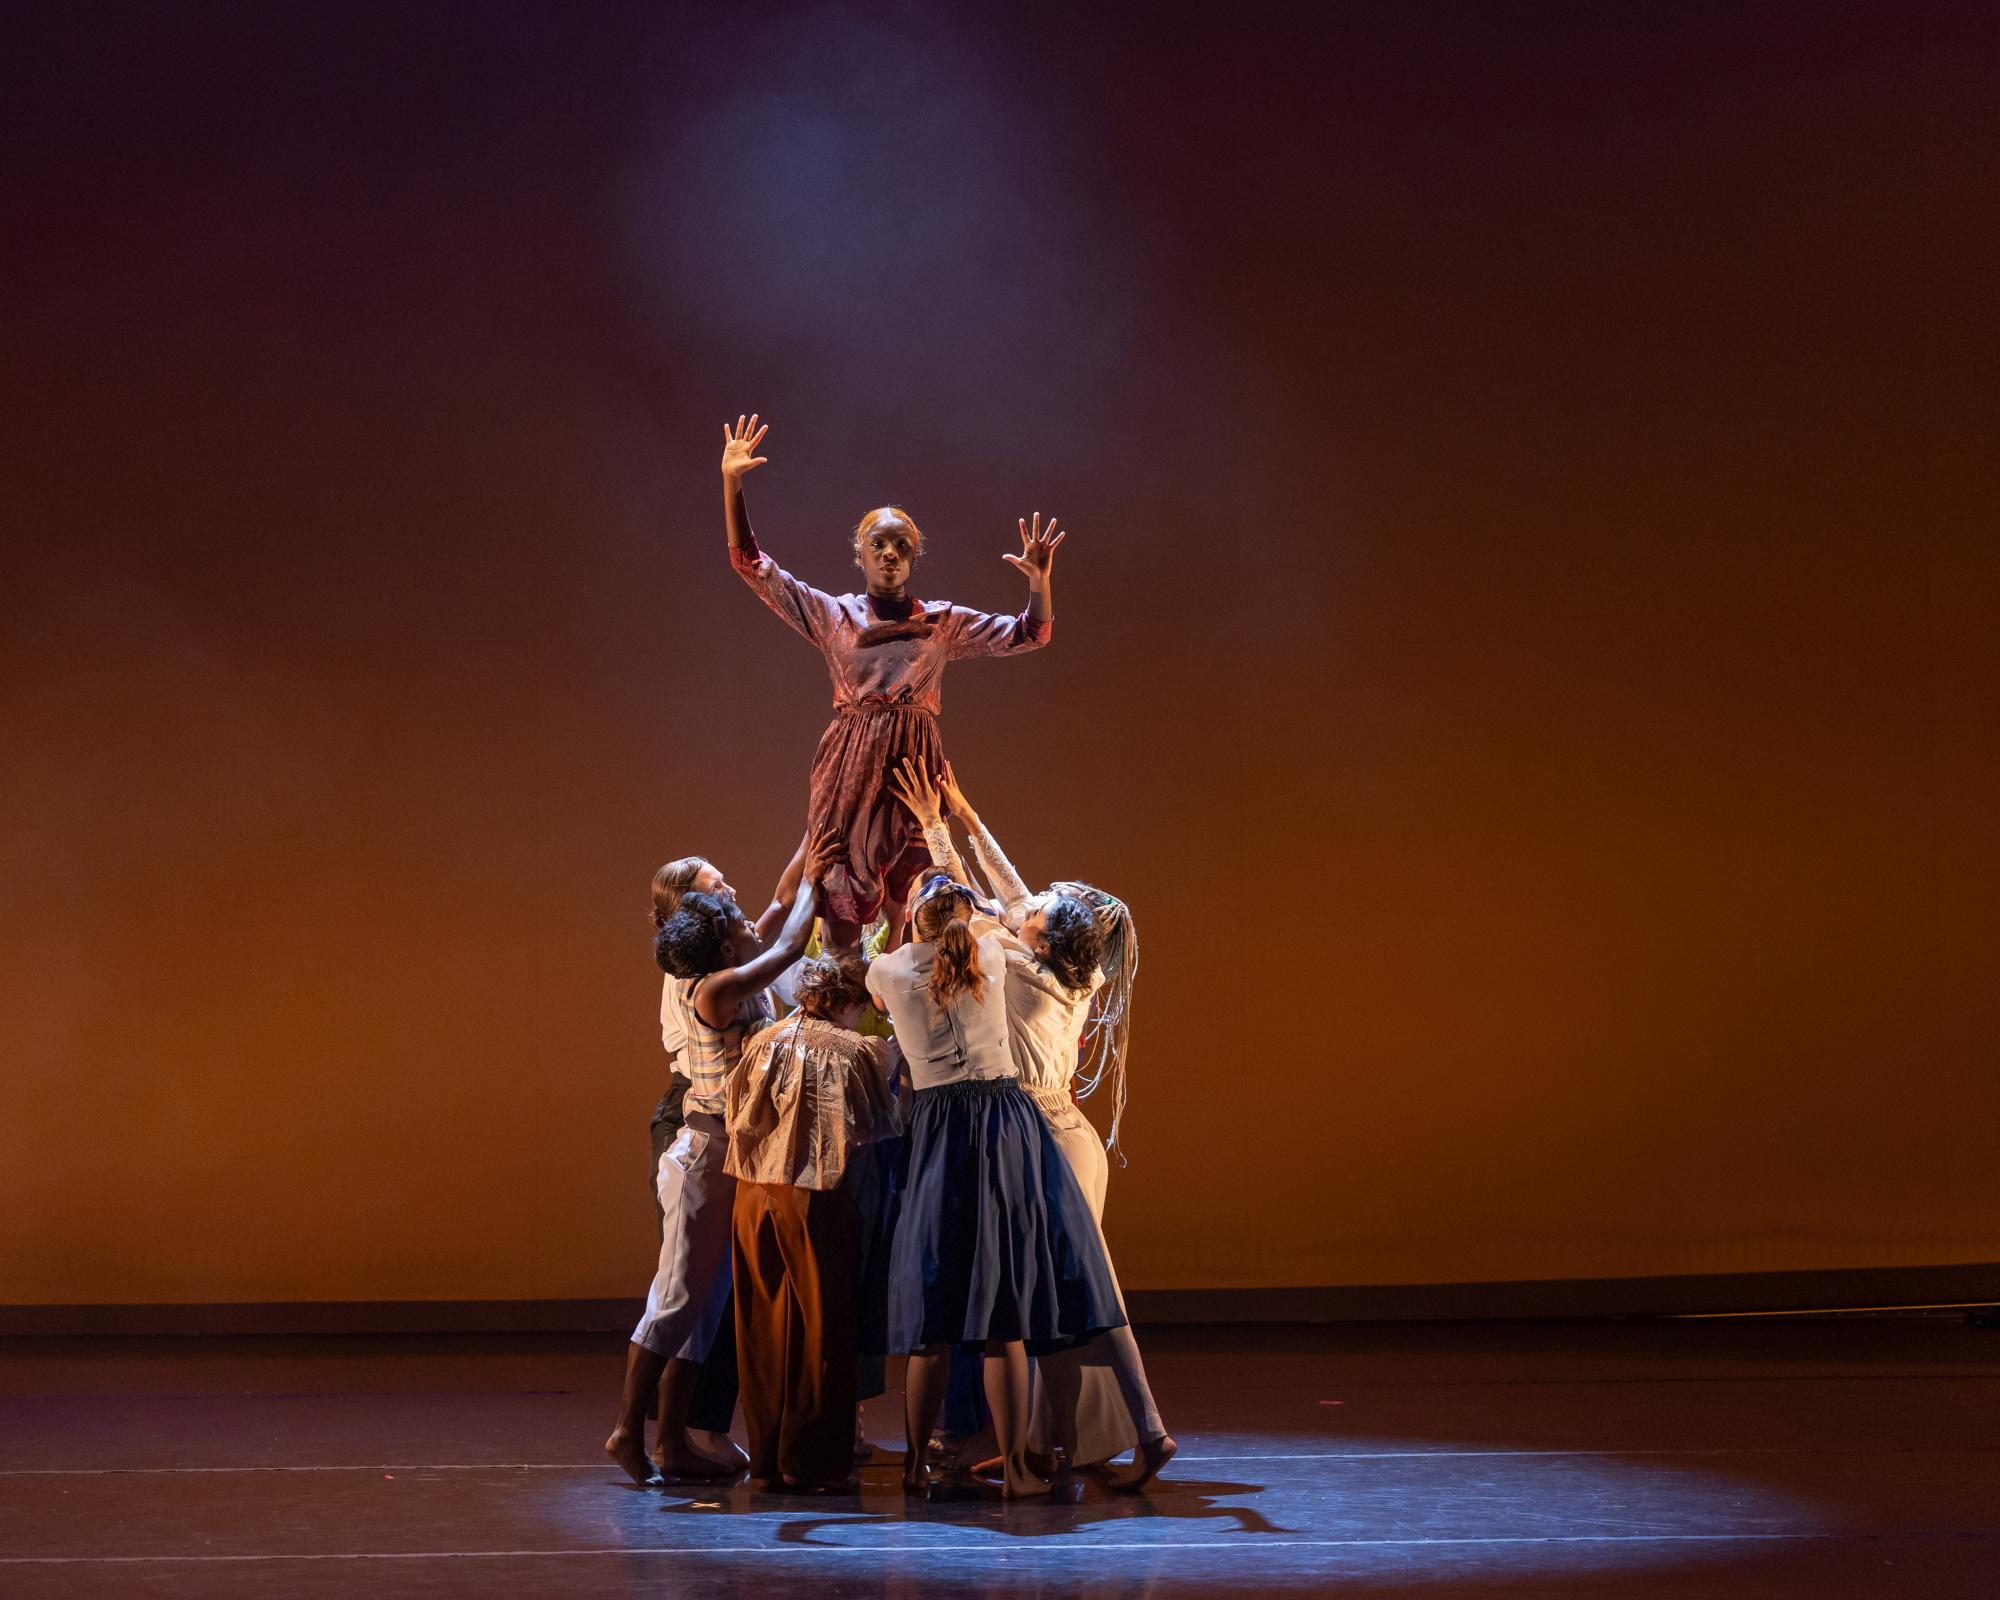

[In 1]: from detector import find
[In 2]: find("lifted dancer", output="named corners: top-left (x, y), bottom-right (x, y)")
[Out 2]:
top-left (718, 413), bottom-right (1064, 951)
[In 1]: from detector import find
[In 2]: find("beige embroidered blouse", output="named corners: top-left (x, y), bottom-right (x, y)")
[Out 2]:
top-left (723, 1014), bottom-right (902, 1190)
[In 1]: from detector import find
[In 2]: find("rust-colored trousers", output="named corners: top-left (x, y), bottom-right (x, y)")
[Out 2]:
top-left (731, 1181), bottom-right (862, 1486)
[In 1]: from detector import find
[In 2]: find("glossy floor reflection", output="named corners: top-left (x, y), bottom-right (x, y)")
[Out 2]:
top-left (1, 1318), bottom-right (1996, 1597)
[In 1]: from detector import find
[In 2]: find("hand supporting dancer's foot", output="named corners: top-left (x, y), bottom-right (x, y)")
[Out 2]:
top-left (604, 1427), bottom-right (660, 1487)
top-left (1113, 1431), bottom-right (1178, 1492)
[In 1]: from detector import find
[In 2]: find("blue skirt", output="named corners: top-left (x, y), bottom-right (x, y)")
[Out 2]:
top-left (888, 1077), bottom-right (1127, 1355)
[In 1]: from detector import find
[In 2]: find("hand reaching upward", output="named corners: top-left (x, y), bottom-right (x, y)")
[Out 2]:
top-left (721, 414), bottom-right (769, 483)
top-left (1001, 512), bottom-right (1063, 587)
top-left (802, 823), bottom-right (845, 886)
top-left (888, 760), bottom-right (945, 828)
top-left (939, 762), bottom-right (978, 827)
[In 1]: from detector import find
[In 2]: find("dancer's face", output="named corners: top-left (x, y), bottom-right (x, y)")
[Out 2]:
top-left (1017, 896), bottom-right (1051, 956)
top-left (723, 909), bottom-right (762, 966)
top-left (856, 520), bottom-right (918, 594)
top-left (693, 862), bottom-right (735, 901)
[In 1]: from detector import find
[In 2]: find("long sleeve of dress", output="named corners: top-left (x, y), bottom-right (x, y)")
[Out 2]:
top-left (968, 819), bottom-right (1034, 925)
top-left (918, 820), bottom-right (970, 884)
top-left (945, 602), bottom-right (1052, 661)
top-left (730, 547), bottom-right (842, 648)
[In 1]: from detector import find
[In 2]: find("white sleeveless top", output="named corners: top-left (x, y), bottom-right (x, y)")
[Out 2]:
top-left (869, 933), bottom-right (1015, 1091)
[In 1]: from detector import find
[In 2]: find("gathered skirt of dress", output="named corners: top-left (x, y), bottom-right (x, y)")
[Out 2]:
top-left (888, 1077), bottom-right (1126, 1354)
top-left (807, 702), bottom-right (944, 926)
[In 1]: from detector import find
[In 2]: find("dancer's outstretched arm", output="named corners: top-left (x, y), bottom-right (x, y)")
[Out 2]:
top-left (888, 760), bottom-right (970, 884)
top-left (720, 412), bottom-right (768, 556)
top-left (718, 414), bottom-right (840, 644)
top-left (1002, 512), bottom-right (1064, 627)
top-left (940, 764), bottom-right (1034, 928)
top-left (693, 826), bottom-right (841, 1028)
top-left (753, 835), bottom-right (808, 943)
top-left (946, 513), bottom-right (1065, 659)
top-left (892, 761), bottom-right (1023, 945)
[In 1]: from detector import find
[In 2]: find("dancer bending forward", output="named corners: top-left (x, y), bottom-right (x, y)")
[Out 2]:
top-left (719, 412), bottom-right (1064, 949)
top-left (894, 761), bottom-right (1175, 1489)
top-left (606, 830), bottom-right (838, 1485)
top-left (869, 874), bottom-right (1126, 1499)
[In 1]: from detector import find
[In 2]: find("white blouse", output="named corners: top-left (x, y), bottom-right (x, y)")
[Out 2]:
top-left (868, 933), bottom-right (1016, 1091)
top-left (660, 974), bottom-right (688, 1057)
top-left (1003, 953), bottom-right (1103, 1114)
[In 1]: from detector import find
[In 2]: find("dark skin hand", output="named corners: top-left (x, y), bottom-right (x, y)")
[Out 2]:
top-left (692, 825), bottom-right (842, 1030)
top-left (753, 835), bottom-right (809, 943)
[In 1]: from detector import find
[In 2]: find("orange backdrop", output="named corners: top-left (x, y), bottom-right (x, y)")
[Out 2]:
top-left (3, 3), bottom-right (1994, 1303)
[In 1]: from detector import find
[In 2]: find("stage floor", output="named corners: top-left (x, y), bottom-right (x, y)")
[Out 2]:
top-left (1, 1316), bottom-right (1996, 1597)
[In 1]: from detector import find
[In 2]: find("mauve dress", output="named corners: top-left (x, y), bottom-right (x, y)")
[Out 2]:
top-left (731, 541), bottom-right (1051, 925)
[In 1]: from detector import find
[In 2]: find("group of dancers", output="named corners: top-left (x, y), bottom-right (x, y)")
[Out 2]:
top-left (602, 416), bottom-right (1176, 1500)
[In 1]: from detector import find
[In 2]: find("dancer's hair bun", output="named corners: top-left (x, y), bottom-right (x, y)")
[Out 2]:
top-left (656, 891), bottom-right (736, 978)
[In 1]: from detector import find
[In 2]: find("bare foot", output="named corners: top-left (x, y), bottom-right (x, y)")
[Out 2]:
top-left (604, 1427), bottom-right (659, 1487)
top-left (779, 1474), bottom-right (860, 1494)
top-left (969, 1447), bottom-right (1058, 1481)
top-left (651, 1437), bottom-right (737, 1482)
top-left (1114, 1432), bottom-right (1177, 1492)
top-left (998, 1454), bottom-right (1051, 1499)
top-left (688, 1429), bottom-right (748, 1473)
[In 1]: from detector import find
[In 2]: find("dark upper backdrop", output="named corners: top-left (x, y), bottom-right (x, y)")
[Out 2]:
top-left (2, 2), bottom-right (1993, 1304)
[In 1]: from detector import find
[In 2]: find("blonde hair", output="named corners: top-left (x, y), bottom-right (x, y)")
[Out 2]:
top-left (914, 886), bottom-right (983, 1009)
top-left (651, 856), bottom-right (709, 930)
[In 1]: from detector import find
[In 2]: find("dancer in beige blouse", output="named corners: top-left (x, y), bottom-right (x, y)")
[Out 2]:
top-left (891, 762), bottom-right (1176, 1490)
top-left (725, 955), bottom-right (901, 1490)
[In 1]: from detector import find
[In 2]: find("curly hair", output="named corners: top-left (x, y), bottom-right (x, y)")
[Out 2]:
top-left (792, 953), bottom-right (870, 1021)
top-left (1036, 892), bottom-right (1105, 995)
top-left (655, 890), bottom-right (738, 979)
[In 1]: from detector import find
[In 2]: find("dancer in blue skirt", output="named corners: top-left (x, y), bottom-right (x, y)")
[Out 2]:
top-left (868, 873), bottom-right (1126, 1499)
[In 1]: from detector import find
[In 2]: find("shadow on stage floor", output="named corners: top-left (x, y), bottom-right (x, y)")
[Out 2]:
top-left (0, 1317), bottom-right (1995, 1598)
